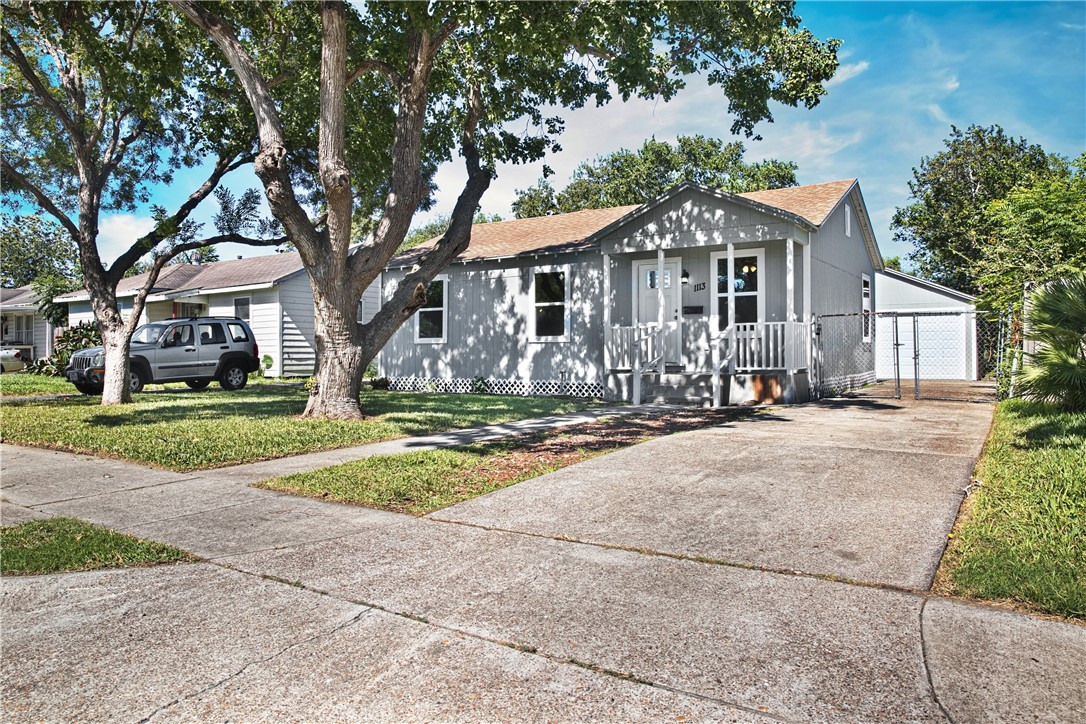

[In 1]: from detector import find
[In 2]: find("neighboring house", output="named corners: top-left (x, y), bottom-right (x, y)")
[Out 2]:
top-left (874, 268), bottom-right (979, 380)
top-left (379, 180), bottom-right (884, 405)
top-left (0, 285), bottom-right (56, 360)
top-left (57, 253), bottom-right (381, 378)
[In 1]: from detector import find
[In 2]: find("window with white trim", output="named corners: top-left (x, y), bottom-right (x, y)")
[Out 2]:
top-left (861, 274), bottom-right (872, 342)
top-left (531, 267), bottom-right (568, 342)
top-left (711, 251), bottom-right (764, 331)
top-left (845, 203), bottom-right (852, 237)
top-left (414, 276), bottom-right (447, 343)
top-left (233, 296), bottom-right (251, 321)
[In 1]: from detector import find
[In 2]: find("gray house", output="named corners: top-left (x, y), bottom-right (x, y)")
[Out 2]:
top-left (0, 285), bottom-right (56, 360)
top-left (379, 180), bottom-right (884, 405)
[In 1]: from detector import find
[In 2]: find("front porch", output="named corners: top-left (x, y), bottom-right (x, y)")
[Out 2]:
top-left (601, 237), bottom-right (813, 406)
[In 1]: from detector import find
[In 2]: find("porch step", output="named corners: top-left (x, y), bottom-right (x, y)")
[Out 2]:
top-left (647, 373), bottom-right (717, 407)
top-left (649, 395), bottom-right (715, 408)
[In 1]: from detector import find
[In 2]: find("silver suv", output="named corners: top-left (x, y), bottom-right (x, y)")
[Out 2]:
top-left (66, 317), bottom-right (261, 395)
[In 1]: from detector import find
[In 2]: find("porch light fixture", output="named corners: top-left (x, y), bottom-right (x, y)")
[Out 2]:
top-left (681, 269), bottom-right (690, 285)
top-left (742, 264), bottom-right (757, 274)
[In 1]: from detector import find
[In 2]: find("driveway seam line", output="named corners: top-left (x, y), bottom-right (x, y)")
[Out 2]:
top-left (426, 515), bottom-right (929, 597)
top-left (140, 604), bottom-right (374, 723)
top-left (20, 475), bottom-right (206, 507)
top-left (919, 598), bottom-right (956, 724)
top-left (210, 560), bottom-right (793, 722)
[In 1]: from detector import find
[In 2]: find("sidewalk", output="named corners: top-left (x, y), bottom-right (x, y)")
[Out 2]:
top-left (2, 399), bottom-right (1084, 722)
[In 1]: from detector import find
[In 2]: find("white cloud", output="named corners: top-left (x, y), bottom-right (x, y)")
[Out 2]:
top-left (749, 121), bottom-right (863, 176)
top-left (825, 61), bottom-right (871, 88)
top-left (1059, 22), bottom-right (1085, 31)
top-left (943, 75), bottom-right (960, 92)
top-left (925, 103), bottom-right (952, 124)
top-left (97, 214), bottom-right (156, 266)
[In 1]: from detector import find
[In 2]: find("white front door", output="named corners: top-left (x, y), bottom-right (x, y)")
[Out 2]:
top-left (633, 259), bottom-right (682, 365)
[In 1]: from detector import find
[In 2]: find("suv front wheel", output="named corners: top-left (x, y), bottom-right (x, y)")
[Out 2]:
top-left (130, 368), bottom-right (146, 394)
top-left (219, 362), bottom-right (248, 391)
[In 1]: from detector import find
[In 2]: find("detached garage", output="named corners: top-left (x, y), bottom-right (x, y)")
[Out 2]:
top-left (874, 269), bottom-right (978, 380)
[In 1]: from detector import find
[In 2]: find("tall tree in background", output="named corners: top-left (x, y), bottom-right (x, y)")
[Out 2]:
top-left (1, 2), bottom-right (280, 404)
top-left (976, 153), bottom-right (1086, 314)
top-left (892, 124), bottom-right (1055, 293)
top-left (0, 213), bottom-right (79, 287)
top-left (512, 135), bottom-right (798, 218)
top-left (175, 0), bottom-right (839, 419)
top-left (400, 212), bottom-right (502, 254)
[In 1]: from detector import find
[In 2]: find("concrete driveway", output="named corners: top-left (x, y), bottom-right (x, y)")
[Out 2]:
top-left (3, 396), bottom-right (1084, 722)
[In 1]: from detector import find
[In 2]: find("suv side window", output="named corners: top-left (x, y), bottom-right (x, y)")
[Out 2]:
top-left (199, 323), bottom-right (227, 345)
top-left (164, 324), bottom-right (194, 347)
top-left (227, 322), bottom-right (250, 343)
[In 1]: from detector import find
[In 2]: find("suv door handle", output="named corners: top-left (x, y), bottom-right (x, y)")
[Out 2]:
top-left (219, 345), bottom-right (229, 349)
top-left (184, 347), bottom-right (196, 352)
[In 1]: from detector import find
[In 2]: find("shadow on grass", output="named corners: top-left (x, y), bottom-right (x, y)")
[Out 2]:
top-left (1006, 400), bottom-right (1086, 450)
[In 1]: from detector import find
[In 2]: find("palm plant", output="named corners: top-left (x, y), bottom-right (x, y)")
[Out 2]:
top-left (1018, 274), bottom-right (1086, 410)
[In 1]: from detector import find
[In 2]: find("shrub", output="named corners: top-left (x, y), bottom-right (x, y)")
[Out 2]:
top-left (1018, 274), bottom-right (1086, 410)
top-left (26, 322), bottom-right (102, 376)
top-left (371, 377), bottom-right (390, 391)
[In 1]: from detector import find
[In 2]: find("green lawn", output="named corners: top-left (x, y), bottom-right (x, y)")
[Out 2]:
top-left (944, 399), bottom-right (1086, 620)
top-left (1, 517), bottom-right (195, 575)
top-left (0, 387), bottom-right (594, 470)
top-left (0, 371), bottom-right (302, 397)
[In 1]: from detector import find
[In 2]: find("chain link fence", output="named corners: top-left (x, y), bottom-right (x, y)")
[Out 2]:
top-left (814, 310), bottom-right (1012, 402)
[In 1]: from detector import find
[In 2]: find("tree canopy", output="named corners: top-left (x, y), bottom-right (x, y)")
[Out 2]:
top-left (0, 213), bottom-right (79, 287)
top-left (174, 0), bottom-right (840, 419)
top-left (976, 153), bottom-right (1086, 313)
top-left (400, 212), bottom-right (503, 254)
top-left (512, 136), bottom-right (798, 218)
top-left (891, 124), bottom-right (1056, 293)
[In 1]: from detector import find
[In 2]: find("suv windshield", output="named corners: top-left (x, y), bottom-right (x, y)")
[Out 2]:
top-left (131, 323), bottom-right (168, 345)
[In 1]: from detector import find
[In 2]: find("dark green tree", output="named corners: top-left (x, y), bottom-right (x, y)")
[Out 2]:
top-left (400, 212), bottom-right (503, 254)
top-left (1018, 273), bottom-right (1086, 411)
top-left (977, 154), bottom-right (1086, 314)
top-left (0, 213), bottom-right (79, 287)
top-left (174, 0), bottom-right (839, 419)
top-left (512, 135), bottom-right (798, 218)
top-left (892, 124), bottom-right (1056, 293)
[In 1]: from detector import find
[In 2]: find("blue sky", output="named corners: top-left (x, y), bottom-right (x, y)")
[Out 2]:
top-left (106, 1), bottom-right (1086, 269)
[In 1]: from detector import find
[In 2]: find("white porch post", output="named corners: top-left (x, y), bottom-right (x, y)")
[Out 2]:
top-left (656, 248), bottom-right (665, 331)
top-left (786, 238), bottom-right (795, 370)
top-left (803, 237), bottom-right (813, 371)
top-left (602, 253), bottom-right (611, 372)
top-left (727, 242), bottom-right (736, 373)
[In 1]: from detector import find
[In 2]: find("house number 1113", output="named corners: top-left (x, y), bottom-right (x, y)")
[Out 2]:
top-left (692, 282), bottom-right (706, 292)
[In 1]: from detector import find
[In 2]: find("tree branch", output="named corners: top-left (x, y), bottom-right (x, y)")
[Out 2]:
top-left (0, 158), bottom-right (80, 239)
top-left (346, 59), bottom-right (400, 87)
top-left (1, 29), bottom-right (81, 142)
top-left (99, 116), bottom-right (147, 187)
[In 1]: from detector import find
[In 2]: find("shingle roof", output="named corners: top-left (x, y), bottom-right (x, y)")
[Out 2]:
top-left (736, 179), bottom-right (856, 227)
top-left (390, 205), bottom-right (641, 267)
top-left (55, 251), bottom-right (305, 301)
top-left (0, 285), bottom-right (37, 308)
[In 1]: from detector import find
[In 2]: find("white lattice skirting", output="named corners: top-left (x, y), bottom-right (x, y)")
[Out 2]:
top-left (386, 376), bottom-right (604, 399)
top-left (819, 370), bottom-right (877, 396)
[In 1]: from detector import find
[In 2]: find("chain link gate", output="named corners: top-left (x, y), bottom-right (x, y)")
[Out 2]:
top-left (814, 310), bottom-right (1010, 402)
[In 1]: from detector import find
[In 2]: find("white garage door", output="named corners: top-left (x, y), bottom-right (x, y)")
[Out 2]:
top-left (876, 313), bottom-right (975, 380)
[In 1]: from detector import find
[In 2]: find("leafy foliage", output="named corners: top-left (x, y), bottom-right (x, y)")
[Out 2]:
top-left (30, 274), bottom-right (77, 326)
top-left (1017, 274), bottom-right (1086, 411)
top-left (512, 136), bottom-right (798, 218)
top-left (976, 154), bottom-right (1086, 314)
top-left (882, 256), bottom-right (902, 272)
top-left (892, 125), bottom-right (1056, 293)
top-left (26, 322), bottom-right (102, 376)
top-left (0, 213), bottom-right (79, 287)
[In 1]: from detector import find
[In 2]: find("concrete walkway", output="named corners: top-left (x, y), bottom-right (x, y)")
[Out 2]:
top-left (2, 397), bottom-right (1084, 722)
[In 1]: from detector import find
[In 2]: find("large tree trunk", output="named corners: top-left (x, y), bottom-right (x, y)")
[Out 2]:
top-left (99, 326), bottom-right (133, 405)
top-left (303, 281), bottom-right (366, 419)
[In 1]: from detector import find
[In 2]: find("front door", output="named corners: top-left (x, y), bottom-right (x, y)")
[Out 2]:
top-left (633, 259), bottom-right (682, 365)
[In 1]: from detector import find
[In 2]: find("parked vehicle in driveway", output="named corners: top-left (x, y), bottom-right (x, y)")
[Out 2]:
top-left (0, 346), bottom-right (26, 373)
top-left (65, 317), bottom-right (260, 395)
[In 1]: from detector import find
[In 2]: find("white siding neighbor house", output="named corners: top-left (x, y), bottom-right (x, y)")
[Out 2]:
top-left (379, 180), bottom-right (885, 405)
top-left (874, 268), bottom-right (978, 381)
top-left (58, 253), bottom-right (381, 378)
top-left (1, 285), bottom-right (57, 360)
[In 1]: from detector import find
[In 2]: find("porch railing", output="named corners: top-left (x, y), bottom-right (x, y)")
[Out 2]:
top-left (605, 323), bottom-right (665, 404)
top-left (711, 321), bottom-right (812, 406)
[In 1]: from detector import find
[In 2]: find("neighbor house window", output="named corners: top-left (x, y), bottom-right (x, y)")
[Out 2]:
top-left (531, 267), bottom-right (568, 342)
top-left (234, 297), bottom-right (250, 321)
top-left (415, 276), bottom-right (447, 343)
top-left (845, 203), bottom-right (852, 238)
top-left (861, 274), bottom-right (872, 342)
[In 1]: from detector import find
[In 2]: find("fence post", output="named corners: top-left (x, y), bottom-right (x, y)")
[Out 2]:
top-left (632, 332), bottom-right (641, 406)
top-left (712, 335), bottom-right (722, 407)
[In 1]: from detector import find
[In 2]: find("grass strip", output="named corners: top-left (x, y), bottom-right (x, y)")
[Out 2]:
top-left (1, 517), bottom-right (195, 575)
top-left (943, 399), bottom-right (1086, 620)
top-left (0, 388), bottom-right (592, 471)
top-left (258, 408), bottom-right (750, 516)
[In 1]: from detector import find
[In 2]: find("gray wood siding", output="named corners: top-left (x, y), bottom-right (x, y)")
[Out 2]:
top-left (875, 272), bottom-right (973, 312)
top-left (207, 288), bottom-right (282, 375)
top-left (600, 186), bottom-right (801, 254)
top-left (277, 272), bottom-right (317, 377)
top-left (381, 251), bottom-right (605, 383)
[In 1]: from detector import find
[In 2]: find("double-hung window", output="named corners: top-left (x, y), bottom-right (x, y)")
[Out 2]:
top-left (415, 276), bottom-right (447, 343)
top-left (234, 297), bottom-right (251, 321)
top-left (861, 274), bottom-right (872, 342)
top-left (531, 267), bottom-right (568, 342)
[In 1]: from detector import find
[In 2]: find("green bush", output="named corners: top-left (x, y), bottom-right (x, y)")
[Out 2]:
top-left (1018, 274), bottom-right (1086, 411)
top-left (26, 322), bottom-right (102, 376)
